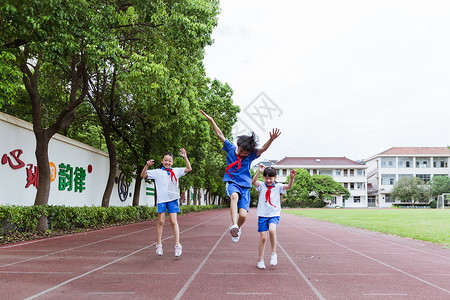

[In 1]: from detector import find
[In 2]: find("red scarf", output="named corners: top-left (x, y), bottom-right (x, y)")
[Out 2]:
top-left (265, 184), bottom-right (276, 208)
top-left (162, 167), bottom-right (177, 183)
top-left (225, 155), bottom-right (242, 179)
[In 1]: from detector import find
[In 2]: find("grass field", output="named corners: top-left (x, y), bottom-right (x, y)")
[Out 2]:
top-left (282, 208), bottom-right (449, 247)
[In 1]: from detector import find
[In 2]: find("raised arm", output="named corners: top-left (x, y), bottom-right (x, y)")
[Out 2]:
top-left (200, 110), bottom-right (226, 143)
top-left (256, 128), bottom-right (281, 156)
top-left (252, 164), bottom-right (265, 188)
top-left (180, 148), bottom-right (192, 173)
top-left (284, 169), bottom-right (296, 190)
top-left (140, 159), bottom-right (155, 178)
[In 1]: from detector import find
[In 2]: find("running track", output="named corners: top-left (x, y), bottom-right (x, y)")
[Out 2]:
top-left (0, 208), bottom-right (449, 299)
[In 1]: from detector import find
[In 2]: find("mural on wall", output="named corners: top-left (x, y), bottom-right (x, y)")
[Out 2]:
top-left (1, 148), bottom-right (92, 192)
top-left (116, 172), bottom-right (132, 202)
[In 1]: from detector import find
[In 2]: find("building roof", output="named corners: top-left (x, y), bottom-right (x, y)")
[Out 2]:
top-left (251, 159), bottom-right (278, 169)
top-left (274, 157), bottom-right (365, 166)
top-left (377, 147), bottom-right (450, 156)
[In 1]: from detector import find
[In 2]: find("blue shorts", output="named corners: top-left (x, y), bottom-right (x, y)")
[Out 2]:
top-left (157, 199), bottom-right (180, 214)
top-left (258, 216), bottom-right (280, 232)
top-left (226, 182), bottom-right (250, 211)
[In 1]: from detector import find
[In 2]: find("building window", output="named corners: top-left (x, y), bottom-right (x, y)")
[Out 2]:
top-left (353, 196), bottom-right (360, 203)
top-left (398, 157), bottom-right (413, 168)
top-left (356, 169), bottom-right (364, 176)
top-left (282, 169), bottom-right (287, 176)
top-left (343, 183), bottom-right (348, 188)
top-left (416, 174), bottom-right (431, 183)
top-left (335, 169), bottom-right (342, 176)
top-left (350, 183), bottom-right (354, 190)
top-left (416, 158), bottom-right (430, 168)
top-left (356, 182), bottom-right (364, 190)
top-left (398, 174), bottom-right (413, 180)
top-left (381, 174), bottom-right (396, 185)
top-left (381, 157), bottom-right (396, 168)
top-left (331, 196), bottom-right (337, 204)
top-left (433, 157), bottom-right (448, 168)
top-left (385, 195), bottom-right (394, 203)
top-left (350, 169), bottom-right (354, 176)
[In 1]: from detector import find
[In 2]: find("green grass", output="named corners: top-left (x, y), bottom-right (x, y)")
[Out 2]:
top-left (282, 208), bottom-right (450, 247)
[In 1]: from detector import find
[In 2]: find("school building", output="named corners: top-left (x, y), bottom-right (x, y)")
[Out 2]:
top-left (364, 147), bottom-right (450, 207)
top-left (272, 157), bottom-right (368, 208)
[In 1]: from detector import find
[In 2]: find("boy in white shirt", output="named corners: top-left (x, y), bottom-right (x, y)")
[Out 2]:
top-left (141, 149), bottom-right (192, 257)
top-left (252, 165), bottom-right (296, 269)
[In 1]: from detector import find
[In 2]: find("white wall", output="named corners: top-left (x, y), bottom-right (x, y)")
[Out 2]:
top-left (0, 112), bottom-right (154, 207)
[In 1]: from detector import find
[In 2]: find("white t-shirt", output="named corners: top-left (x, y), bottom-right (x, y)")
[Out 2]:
top-left (256, 182), bottom-right (285, 217)
top-left (145, 168), bottom-right (186, 203)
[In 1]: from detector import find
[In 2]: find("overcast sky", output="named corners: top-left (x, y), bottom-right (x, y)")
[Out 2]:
top-left (203, 0), bottom-right (450, 162)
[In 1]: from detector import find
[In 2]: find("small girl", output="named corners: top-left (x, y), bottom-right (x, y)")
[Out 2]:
top-left (252, 165), bottom-right (295, 269)
top-left (140, 148), bottom-right (192, 257)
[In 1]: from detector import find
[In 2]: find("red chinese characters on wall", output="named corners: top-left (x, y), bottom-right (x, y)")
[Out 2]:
top-left (1, 148), bottom-right (92, 191)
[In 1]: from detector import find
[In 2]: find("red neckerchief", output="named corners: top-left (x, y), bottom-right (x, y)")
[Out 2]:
top-left (225, 154), bottom-right (242, 179)
top-left (265, 184), bottom-right (276, 208)
top-left (162, 167), bottom-right (177, 183)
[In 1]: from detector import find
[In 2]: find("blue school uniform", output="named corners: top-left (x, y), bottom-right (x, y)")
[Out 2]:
top-left (223, 139), bottom-right (260, 210)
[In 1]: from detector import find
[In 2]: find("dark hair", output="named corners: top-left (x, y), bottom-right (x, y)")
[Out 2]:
top-left (237, 132), bottom-right (258, 152)
top-left (162, 152), bottom-right (174, 160)
top-left (263, 167), bottom-right (277, 177)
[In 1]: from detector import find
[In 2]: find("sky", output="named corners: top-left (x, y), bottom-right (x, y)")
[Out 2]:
top-left (203, 0), bottom-right (450, 163)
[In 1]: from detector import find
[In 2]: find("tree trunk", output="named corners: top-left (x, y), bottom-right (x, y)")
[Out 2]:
top-left (133, 173), bottom-right (141, 206)
top-left (187, 189), bottom-right (191, 206)
top-left (101, 132), bottom-right (116, 207)
top-left (34, 131), bottom-right (51, 232)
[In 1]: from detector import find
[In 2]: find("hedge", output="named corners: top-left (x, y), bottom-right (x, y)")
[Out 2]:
top-left (0, 204), bottom-right (223, 234)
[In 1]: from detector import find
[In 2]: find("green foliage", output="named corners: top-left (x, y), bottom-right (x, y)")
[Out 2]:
top-left (429, 176), bottom-right (450, 198)
top-left (284, 208), bottom-right (450, 246)
top-left (0, 204), bottom-right (222, 236)
top-left (284, 169), bottom-right (350, 208)
top-left (391, 177), bottom-right (432, 203)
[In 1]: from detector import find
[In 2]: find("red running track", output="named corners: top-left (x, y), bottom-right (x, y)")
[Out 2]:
top-left (0, 208), bottom-right (449, 299)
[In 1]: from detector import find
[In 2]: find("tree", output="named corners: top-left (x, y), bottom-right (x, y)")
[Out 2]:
top-left (1, 1), bottom-right (130, 230)
top-left (311, 175), bottom-right (350, 203)
top-left (284, 169), bottom-right (350, 208)
top-left (390, 177), bottom-right (432, 204)
top-left (429, 176), bottom-right (450, 198)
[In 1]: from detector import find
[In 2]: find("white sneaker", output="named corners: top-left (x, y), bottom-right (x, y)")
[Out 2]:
top-left (155, 244), bottom-right (163, 256)
top-left (175, 244), bottom-right (182, 257)
top-left (270, 253), bottom-right (278, 266)
top-left (257, 259), bottom-right (266, 269)
top-left (231, 227), bottom-right (241, 243)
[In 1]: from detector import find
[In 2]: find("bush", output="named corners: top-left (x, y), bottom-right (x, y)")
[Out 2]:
top-left (282, 197), bottom-right (327, 208)
top-left (1, 204), bottom-right (222, 236)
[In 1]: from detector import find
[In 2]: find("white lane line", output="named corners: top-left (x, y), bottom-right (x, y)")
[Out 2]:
top-left (0, 227), bottom-right (154, 268)
top-left (89, 292), bottom-right (136, 295)
top-left (317, 273), bottom-right (392, 276)
top-left (0, 220), bottom-right (156, 250)
top-left (173, 228), bottom-right (228, 300)
top-left (103, 272), bottom-right (180, 275)
top-left (0, 271), bottom-right (72, 274)
top-left (291, 215), bottom-right (450, 260)
top-left (24, 213), bottom-right (224, 300)
top-left (286, 221), bottom-right (450, 295)
top-left (278, 243), bottom-right (326, 300)
top-left (227, 292), bottom-right (273, 295)
top-left (364, 293), bottom-right (408, 296)
top-left (210, 272), bottom-right (288, 276)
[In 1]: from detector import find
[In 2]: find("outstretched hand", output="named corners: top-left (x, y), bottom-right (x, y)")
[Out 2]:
top-left (200, 110), bottom-right (213, 122)
top-left (145, 159), bottom-right (155, 167)
top-left (179, 148), bottom-right (187, 158)
top-left (259, 164), bottom-right (265, 173)
top-left (290, 169), bottom-right (297, 177)
top-left (269, 128), bottom-right (281, 140)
